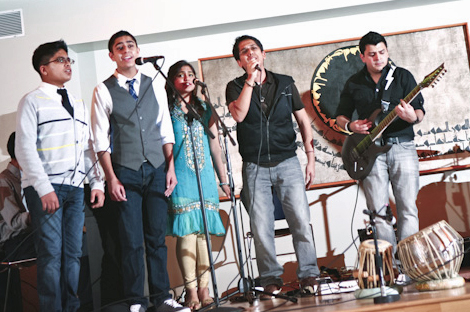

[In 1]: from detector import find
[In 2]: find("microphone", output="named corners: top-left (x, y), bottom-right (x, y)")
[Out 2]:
top-left (385, 205), bottom-right (397, 226)
top-left (193, 78), bottom-right (207, 88)
top-left (255, 64), bottom-right (262, 71)
top-left (135, 56), bottom-right (164, 65)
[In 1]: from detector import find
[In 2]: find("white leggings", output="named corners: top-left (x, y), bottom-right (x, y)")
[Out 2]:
top-left (176, 234), bottom-right (210, 289)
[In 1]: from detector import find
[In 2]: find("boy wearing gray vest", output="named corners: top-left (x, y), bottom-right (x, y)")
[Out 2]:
top-left (91, 31), bottom-right (187, 312)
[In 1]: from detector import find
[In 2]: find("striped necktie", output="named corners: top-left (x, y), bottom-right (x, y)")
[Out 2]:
top-left (127, 79), bottom-right (138, 100)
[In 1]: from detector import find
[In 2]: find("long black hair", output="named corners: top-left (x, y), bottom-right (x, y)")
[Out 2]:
top-left (165, 60), bottom-right (204, 115)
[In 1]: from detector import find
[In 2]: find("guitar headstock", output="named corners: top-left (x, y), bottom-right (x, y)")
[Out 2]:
top-left (421, 63), bottom-right (446, 89)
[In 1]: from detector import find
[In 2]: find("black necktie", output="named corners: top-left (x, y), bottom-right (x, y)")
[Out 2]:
top-left (57, 89), bottom-right (74, 117)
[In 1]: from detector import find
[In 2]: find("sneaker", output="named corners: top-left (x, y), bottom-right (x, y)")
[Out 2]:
top-left (130, 304), bottom-right (146, 312)
top-left (395, 273), bottom-right (411, 286)
top-left (155, 299), bottom-right (190, 312)
top-left (300, 276), bottom-right (319, 296)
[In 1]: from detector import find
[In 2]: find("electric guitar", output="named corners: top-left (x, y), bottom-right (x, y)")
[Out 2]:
top-left (341, 63), bottom-right (446, 180)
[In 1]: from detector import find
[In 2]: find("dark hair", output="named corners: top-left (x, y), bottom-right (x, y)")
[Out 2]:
top-left (165, 60), bottom-right (203, 114)
top-left (7, 132), bottom-right (15, 160)
top-left (32, 40), bottom-right (68, 74)
top-left (108, 30), bottom-right (138, 52)
top-left (359, 31), bottom-right (387, 54)
top-left (232, 35), bottom-right (264, 61)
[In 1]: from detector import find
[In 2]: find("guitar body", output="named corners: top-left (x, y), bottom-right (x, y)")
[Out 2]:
top-left (340, 63), bottom-right (445, 180)
top-left (341, 133), bottom-right (391, 180)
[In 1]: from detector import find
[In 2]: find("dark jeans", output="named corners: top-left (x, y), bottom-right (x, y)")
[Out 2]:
top-left (113, 162), bottom-right (171, 308)
top-left (88, 184), bottom-right (124, 308)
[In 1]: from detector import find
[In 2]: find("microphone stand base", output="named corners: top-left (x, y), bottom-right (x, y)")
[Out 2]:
top-left (354, 285), bottom-right (402, 300)
top-left (373, 293), bottom-right (401, 304)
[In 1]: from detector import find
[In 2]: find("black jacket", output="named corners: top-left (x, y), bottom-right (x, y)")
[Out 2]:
top-left (226, 71), bottom-right (299, 164)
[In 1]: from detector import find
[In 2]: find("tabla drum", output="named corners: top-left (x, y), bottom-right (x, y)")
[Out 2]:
top-left (354, 239), bottom-right (397, 289)
top-left (397, 220), bottom-right (465, 291)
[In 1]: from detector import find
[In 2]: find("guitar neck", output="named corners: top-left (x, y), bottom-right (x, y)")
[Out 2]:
top-left (369, 83), bottom-right (423, 141)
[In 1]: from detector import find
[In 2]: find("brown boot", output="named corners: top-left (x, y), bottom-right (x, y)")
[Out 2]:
top-left (300, 276), bottom-right (319, 296)
top-left (260, 284), bottom-right (281, 300)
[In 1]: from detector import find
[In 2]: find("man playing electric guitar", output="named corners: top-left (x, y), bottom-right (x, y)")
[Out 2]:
top-left (335, 31), bottom-right (425, 262)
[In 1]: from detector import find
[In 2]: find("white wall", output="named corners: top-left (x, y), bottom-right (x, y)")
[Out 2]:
top-left (0, 0), bottom-right (468, 162)
top-left (1, 0), bottom-right (470, 302)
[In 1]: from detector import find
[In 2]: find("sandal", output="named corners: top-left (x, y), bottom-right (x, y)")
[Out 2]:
top-left (201, 298), bottom-right (214, 307)
top-left (184, 300), bottom-right (201, 311)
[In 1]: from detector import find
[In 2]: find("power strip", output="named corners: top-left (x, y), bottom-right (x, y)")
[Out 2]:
top-left (316, 280), bottom-right (359, 296)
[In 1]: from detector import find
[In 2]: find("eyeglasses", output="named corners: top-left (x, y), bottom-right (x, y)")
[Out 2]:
top-left (43, 57), bottom-right (75, 65)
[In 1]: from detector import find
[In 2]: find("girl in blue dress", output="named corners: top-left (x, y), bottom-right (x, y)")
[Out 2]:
top-left (166, 60), bottom-right (230, 310)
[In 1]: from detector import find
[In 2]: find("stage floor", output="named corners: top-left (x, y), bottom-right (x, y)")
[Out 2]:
top-left (219, 278), bottom-right (470, 312)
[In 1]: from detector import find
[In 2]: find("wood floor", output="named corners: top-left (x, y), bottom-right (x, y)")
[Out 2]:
top-left (15, 264), bottom-right (470, 311)
top-left (216, 279), bottom-right (470, 312)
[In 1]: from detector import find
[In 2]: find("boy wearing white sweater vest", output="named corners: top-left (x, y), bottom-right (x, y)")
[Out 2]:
top-left (15, 39), bottom-right (104, 312)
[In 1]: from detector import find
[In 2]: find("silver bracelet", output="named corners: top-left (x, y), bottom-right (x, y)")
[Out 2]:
top-left (345, 121), bottom-right (351, 132)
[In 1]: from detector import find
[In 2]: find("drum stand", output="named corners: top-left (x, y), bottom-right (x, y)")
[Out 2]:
top-left (363, 209), bottom-right (401, 304)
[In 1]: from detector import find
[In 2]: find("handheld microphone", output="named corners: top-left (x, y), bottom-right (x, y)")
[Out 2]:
top-left (135, 56), bottom-right (164, 65)
top-left (255, 64), bottom-right (262, 71)
top-left (193, 78), bottom-right (207, 88)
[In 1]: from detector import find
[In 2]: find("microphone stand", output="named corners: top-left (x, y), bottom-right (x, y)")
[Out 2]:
top-left (152, 62), bottom-right (238, 311)
top-left (201, 86), bottom-right (297, 305)
top-left (362, 209), bottom-right (401, 304)
top-left (200, 86), bottom-right (254, 304)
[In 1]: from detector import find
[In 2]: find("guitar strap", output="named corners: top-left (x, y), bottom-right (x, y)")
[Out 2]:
top-left (381, 64), bottom-right (396, 113)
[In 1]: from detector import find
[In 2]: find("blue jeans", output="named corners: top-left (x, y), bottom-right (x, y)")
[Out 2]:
top-left (25, 184), bottom-right (84, 312)
top-left (363, 141), bottom-right (420, 254)
top-left (242, 156), bottom-right (320, 287)
top-left (113, 162), bottom-right (170, 308)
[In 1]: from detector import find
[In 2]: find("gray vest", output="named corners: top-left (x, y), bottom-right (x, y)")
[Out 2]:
top-left (104, 74), bottom-right (164, 171)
